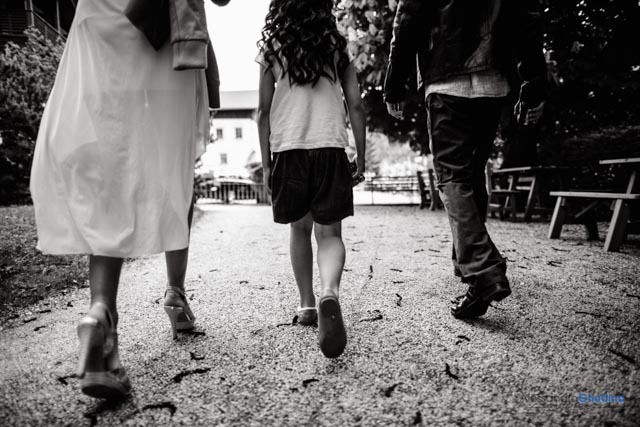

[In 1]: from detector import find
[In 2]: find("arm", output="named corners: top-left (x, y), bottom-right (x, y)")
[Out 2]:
top-left (341, 63), bottom-right (367, 175)
top-left (383, 0), bottom-right (426, 108)
top-left (257, 65), bottom-right (275, 193)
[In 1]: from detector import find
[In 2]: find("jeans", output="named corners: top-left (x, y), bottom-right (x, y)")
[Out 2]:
top-left (427, 93), bottom-right (508, 287)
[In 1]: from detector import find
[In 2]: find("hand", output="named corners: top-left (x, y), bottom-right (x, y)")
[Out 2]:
top-left (386, 101), bottom-right (405, 119)
top-left (263, 167), bottom-right (272, 196)
top-left (514, 101), bottom-right (545, 126)
top-left (351, 170), bottom-right (365, 187)
top-left (349, 160), bottom-right (365, 187)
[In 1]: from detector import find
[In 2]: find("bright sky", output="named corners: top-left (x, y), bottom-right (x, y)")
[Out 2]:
top-left (206, 0), bottom-right (270, 92)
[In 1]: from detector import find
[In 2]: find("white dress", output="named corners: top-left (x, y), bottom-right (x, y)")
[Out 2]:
top-left (30, 0), bottom-right (209, 257)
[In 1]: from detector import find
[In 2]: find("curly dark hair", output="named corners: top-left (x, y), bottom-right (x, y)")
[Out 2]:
top-left (258, 0), bottom-right (350, 87)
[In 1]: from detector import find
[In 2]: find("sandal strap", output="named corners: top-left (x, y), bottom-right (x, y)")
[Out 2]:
top-left (83, 302), bottom-right (116, 333)
top-left (165, 286), bottom-right (187, 300)
top-left (297, 306), bottom-right (317, 312)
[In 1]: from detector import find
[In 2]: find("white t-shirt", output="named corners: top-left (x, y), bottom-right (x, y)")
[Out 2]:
top-left (256, 50), bottom-right (351, 153)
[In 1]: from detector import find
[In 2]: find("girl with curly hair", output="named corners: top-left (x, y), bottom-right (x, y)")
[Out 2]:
top-left (257, 0), bottom-right (366, 358)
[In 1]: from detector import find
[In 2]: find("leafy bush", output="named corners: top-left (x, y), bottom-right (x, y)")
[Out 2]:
top-left (554, 125), bottom-right (640, 190)
top-left (337, 0), bottom-right (429, 153)
top-left (541, 0), bottom-right (640, 138)
top-left (0, 205), bottom-right (88, 322)
top-left (0, 28), bottom-right (64, 206)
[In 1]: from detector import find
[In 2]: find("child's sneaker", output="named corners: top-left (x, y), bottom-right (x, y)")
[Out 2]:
top-left (317, 295), bottom-right (347, 358)
top-left (296, 307), bottom-right (317, 325)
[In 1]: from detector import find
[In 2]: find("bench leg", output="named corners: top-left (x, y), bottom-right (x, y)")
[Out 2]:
top-left (417, 172), bottom-right (428, 209)
top-left (585, 217), bottom-right (600, 241)
top-left (509, 195), bottom-right (518, 221)
top-left (428, 170), bottom-right (441, 211)
top-left (604, 200), bottom-right (630, 252)
top-left (574, 201), bottom-right (600, 240)
top-left (523, 175), bottom-right (539, 222)
top-left (548, 196), bottom-right (566, 239)
top-left (502, 175), bottom-right (518, 220)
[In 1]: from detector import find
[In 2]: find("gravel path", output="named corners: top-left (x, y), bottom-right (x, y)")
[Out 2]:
top-left (1, 205), bottom-right (638, 426)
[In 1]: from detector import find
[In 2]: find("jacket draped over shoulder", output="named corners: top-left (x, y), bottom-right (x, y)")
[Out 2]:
top-left (124, 0), bottom-right (222, 108)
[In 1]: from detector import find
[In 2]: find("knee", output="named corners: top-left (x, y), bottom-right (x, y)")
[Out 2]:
top-left (435, 165), bottom-right (473, 187)
top-left (291, 219), bottom-right (313, 235)
top-left (314, 222), bottom-right (342, 241)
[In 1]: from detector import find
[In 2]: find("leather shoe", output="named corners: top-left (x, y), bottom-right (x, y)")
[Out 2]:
top-left (451, 281), bottom-right (511, 319)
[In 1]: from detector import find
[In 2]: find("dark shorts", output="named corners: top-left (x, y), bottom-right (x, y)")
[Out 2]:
top-left (271, 148), bottom-right (354, 225)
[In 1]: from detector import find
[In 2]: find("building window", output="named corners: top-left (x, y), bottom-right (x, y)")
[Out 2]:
top-left (220, 153), bottom-right (228, 165)
top-left (235, 128), bottom-right (243, 139)
top-left (216, 128), bottom-right (224, 139)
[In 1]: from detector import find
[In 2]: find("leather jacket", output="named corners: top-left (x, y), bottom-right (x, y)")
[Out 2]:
top-left (384, 0), bottom-right (547, 105)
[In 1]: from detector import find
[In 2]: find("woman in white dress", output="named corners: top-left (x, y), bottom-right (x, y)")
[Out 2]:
top-left (30, 0), bottom-right (211, 399)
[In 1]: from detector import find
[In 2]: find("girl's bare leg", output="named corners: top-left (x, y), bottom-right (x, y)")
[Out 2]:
top-left (290, 212), bottom-right (315, 308)
top-left (314, 221), bottom-right (345, 298)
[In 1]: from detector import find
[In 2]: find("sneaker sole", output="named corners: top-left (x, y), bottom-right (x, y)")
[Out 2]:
top-left (318, 297), bottom-right (347, 358)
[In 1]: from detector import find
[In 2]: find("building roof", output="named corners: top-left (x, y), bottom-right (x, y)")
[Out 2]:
top-left (219, 90), bottom-right (258, 111)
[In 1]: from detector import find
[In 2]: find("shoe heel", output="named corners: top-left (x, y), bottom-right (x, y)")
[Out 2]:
top-left (482, 282), bottom-right (512, 303)
top-left (164, 306), bottom-right (183, 339)
top-left (76, 320), bottom-right (104, 377)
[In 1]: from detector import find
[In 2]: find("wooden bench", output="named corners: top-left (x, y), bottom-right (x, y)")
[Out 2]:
top-left (487, 188), bottom-right (520, 219)
top-left (488, 165), bottom-right (572, 221)
top-left (548, 158), bottom-right (640, 252)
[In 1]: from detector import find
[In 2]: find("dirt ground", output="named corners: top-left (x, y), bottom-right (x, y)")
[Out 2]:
top-left (0, 204), bottom-right (638, 426)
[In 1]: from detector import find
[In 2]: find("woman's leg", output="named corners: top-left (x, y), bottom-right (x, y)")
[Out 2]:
top-left (314, 221), bottom-right (345, 298)
top-left (290, 212), bottom-right (315, 308)
top-left (79, 255), bottom-right (124, 376)
top-left (165, 247), bottom-right (189, 289)
top-left (163, 200), bottom-right (196, 338)
top-left (165, 199), bottom-right (195, 291)
top-left (88, 255), bottom-right (123, 325)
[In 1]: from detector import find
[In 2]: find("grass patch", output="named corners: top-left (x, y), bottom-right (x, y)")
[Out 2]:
top-left (0, 205), bottom-right (88, 321)
top-left (0, 204), bottom-right (204, 323)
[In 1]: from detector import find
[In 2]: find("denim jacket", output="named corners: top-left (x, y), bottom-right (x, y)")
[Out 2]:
top-left (125, 0), bottom-right (227, 108)
top-left (384, 0), bottom-right (547, 105)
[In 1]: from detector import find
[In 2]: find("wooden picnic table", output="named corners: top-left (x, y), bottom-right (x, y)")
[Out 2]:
top-left (548, 157), bottom-right (640, 252)
top-left (489, 166), bottom-right (573, 221)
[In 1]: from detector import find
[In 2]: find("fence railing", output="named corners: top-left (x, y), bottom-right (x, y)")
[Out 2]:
top-left (194, 175), bottom-right (431, 205)
top-left (355, 175), bottom-right (426, 205)
top-left (194, 175), bottom-right (430, 206)
top-left (195, 179), bottom-right (270, 205)
top-left (0, 9), bottom-right (63, 41)
top-left (31, 10), bottom-right (62, 41)
top-left (362, 176), bottom-right (420, 193)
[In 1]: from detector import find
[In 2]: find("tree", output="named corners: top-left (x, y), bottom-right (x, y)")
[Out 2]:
top-left (0, 28), bottom-right (64, 205)
top-left (337, 0), bottom-right (640, 161)
top-left (336, 0), bottom-right (429, 153)
top-left (541, 0), bottom-right (640, 137)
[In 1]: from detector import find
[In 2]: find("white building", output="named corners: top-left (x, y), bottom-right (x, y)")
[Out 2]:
top-left (198, 90), bottom-right (260, 178)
